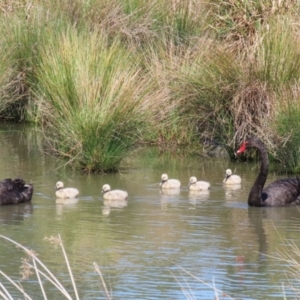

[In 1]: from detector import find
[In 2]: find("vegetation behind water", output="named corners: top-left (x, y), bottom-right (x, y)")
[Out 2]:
top-left (0, 0), bottom-right (300, 172)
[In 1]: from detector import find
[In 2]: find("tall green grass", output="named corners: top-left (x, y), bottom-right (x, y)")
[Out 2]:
top-left (33, 28), bottom-right (177, 172)
top-left (272, 88), bottom-right (300, 174)
top-left (173, 46), bottom-right (242, 157)
top-left (0, 0), bottom-right (300, 171)
top-left (255, 17), bottom-right (300, 88)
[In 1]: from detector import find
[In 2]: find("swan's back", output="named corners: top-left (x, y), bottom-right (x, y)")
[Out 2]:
top-left (55, 181), bottom-right (79, 199)
top-left (160, 174), bottom-right (181, 189)
top-left (56, 188), bottom-right (79, 199)
top-left (223, 174), bottom-right (242, 184)
top-left (103, 189), bottom-right (128, 200)
top-left (0, 178), bottom-right (34, 205)
top-left (261, 177), bottom-right (300, 207)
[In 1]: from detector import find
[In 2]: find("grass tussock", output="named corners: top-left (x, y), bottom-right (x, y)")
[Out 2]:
top-left (35, 29), bottom-right (173, 172)
top-left (0, 0), bottom-right (300, 171)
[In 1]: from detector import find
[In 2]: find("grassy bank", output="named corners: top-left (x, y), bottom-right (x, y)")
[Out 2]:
top-left (0, 0), bottom-right (300, 172)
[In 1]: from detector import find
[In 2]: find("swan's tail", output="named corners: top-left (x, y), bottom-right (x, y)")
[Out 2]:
top-left (294, 176), bottom-right (300, 205)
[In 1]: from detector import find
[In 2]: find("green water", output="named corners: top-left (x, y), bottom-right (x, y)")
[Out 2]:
top-left (0, 124), bottom-right (299, 299)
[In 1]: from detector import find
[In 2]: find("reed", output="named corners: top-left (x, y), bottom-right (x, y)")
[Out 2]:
top-left (170, 265), bottom-right (235, 300)
top-left (0, 234), bottom-right (111, 300)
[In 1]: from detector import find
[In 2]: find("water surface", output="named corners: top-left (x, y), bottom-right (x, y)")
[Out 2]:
top-left (0, 124), bottom-right (299, 299)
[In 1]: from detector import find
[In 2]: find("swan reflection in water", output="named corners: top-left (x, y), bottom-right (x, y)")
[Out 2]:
top-left (56, 198), bottom-right (79, 215)
top-left (102, 198), bottom-right (128, 215)
top-left (224, 184), bottom-right (242, 201)
top-left (189, 190), bottom-right (210, 208)
top-left (160, 188), bottom-right (180, 210)
top-left (0, 202), bottom-right (33, 225)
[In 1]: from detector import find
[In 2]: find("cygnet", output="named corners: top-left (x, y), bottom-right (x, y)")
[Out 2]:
top-left (55, 181), bottom-right (79, 199)
top-left (102, 184), bottom-right (128, 200)
top-left (160, 174), bottom-right (181, 189)
top-left (223, 169), bottom-right (242, 185)
top-left (189, 176), bottom-right (210, 191)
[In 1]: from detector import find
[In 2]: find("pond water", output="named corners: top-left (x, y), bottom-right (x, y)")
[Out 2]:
top-left (0, 124), bottom-right (299, 300)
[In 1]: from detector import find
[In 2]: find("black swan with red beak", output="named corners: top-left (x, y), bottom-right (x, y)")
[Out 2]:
top-left (0, 178), bottom-right (33, 205)
top-left (236, 138), bottom-right (300, 207)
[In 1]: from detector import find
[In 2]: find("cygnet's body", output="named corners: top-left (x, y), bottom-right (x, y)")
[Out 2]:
top-left (160, 174), bottom-right (181, 189)
top-left (189, 176), bottom-right (210, 191)
top-left (223, 169), bottom-right (242, 185)
top-left (102, 184), bottom-right (128, 200)
top-left (55, 181), bottom-right (79, 199)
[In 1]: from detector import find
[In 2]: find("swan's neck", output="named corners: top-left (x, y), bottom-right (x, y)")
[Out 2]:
top-left (224, 175), bottom-right (231, 182)
top-left (248, 144), bottom-right (269, 207)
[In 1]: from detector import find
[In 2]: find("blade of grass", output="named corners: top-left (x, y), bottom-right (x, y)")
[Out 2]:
top-left (169, 269), bottom-right (196, 300)
top-left (32, 257), bottom-right (47, 300)
top-left (0, 282), bottom-right (13, 300)
top-left (93, 262), bottom-right (112, 300)
top-left (57, 234), bottom-right (79, 300)
top-left (22, 261), bottom-right (74, 299)
top-left (0, 270), bottom-right (32, 300)
top-left (173, 264), bottom-right (235, 299)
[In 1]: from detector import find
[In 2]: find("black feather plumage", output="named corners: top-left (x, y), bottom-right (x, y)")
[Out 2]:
top-left (236, 138), bottom-right (300, 207)
top-left (0, 178), bottom-right (33, 205)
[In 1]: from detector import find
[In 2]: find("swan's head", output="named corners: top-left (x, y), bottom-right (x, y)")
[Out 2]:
top-left (55, 181), bottom-right (64, 190)
top-left (225, 169), bottom-right (232, 176)
top-left (237, 138), bottom-right (264, 155)
top-left (189, 176), bottom-right (197, 186)
top-left (102, 184), bottom-right (111, 193)
top-left (161, 174), bottom-right (169, 183)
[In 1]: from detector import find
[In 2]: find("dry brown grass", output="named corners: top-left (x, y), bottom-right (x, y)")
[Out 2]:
top-left (232, 81), bottom-right (276, 146)
top-left (0, 234), bottom-right (112, 299)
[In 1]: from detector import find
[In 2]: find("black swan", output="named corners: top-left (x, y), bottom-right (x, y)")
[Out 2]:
top-left (236, 138), bottom-right (300, 207)
top-left (0, 178), bottom-right (33, 205)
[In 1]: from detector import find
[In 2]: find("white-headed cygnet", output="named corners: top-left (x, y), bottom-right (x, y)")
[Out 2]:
top-left (223, 169), bottom-right (242, 185)
top-left (102, 184), bottom-right (128, 200)
top-left (55, 181), bottom-right (79, 199)
top-left (189, 176), bottom-right (210, 191)
top-left (160, 173), bottom-right (181, 189)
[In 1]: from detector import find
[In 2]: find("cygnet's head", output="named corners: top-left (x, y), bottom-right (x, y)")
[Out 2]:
top-left (102, 184), bottom-right (111, 193)
top-left (225, 169), bottom-right (232, 176)
top-left (55, 181), bottom-right (64, 190)
top-left (161, 174), bottom-right (169, 182)
top-left (189, 176), bottom-right (197, 185)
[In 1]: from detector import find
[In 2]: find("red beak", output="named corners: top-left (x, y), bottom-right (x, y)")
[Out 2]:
top-left (236, 141), bottom-right (247, 155)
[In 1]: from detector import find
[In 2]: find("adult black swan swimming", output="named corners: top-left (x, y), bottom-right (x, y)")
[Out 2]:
top-left (0, 178), bottom-right (33, 205)
top-left (236, 138), bottom-right (300, 207)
